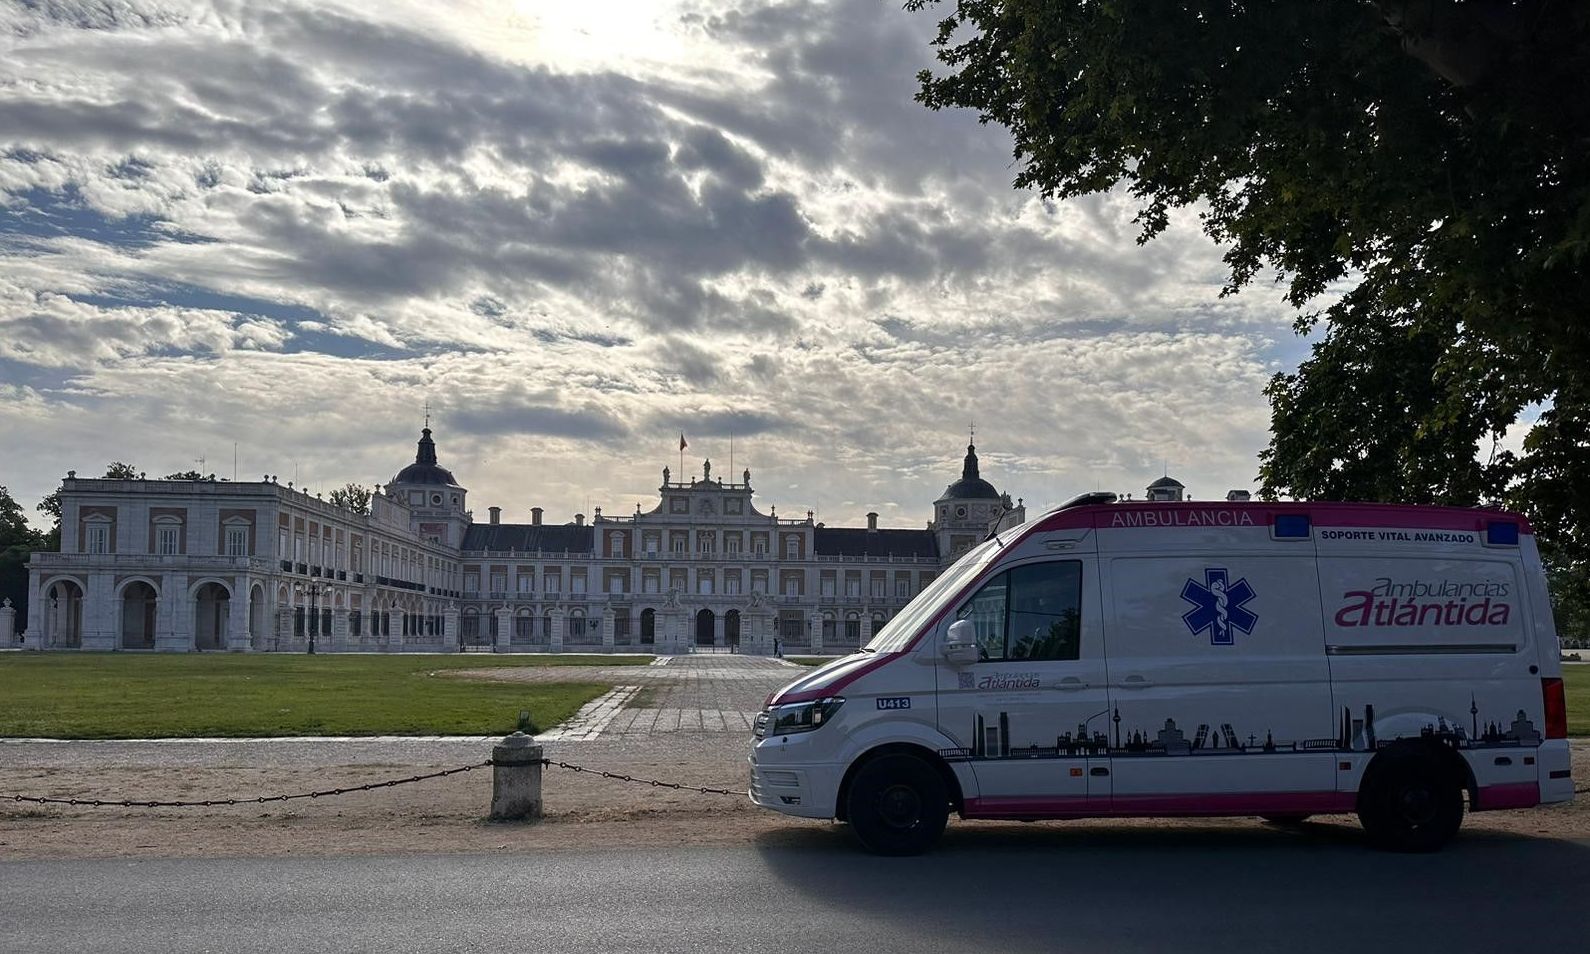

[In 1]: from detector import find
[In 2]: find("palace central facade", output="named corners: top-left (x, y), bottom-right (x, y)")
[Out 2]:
top-left (20, 429), bottom-right (1027, 654)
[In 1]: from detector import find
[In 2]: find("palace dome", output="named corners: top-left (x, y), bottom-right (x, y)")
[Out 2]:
top-left (392, 427), bottom-right (460, 487)
top-left (940, 443), bottom-right (1001, 500)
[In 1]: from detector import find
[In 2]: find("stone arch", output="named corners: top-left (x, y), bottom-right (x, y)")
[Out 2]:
top-left (640, 608), bottom-right (656, 645)
top-left (724, 609), bottom-right (741, 649)
top-left (43, 577), bottom-right (85, 649)
top-left (120, 579), bottom-right (158, 649)
top-left (193, 581), bottom-right (231, 651)
top-left (695, 607), bottom-right (715, 646)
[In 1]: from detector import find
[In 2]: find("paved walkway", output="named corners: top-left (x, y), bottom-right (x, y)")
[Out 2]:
top-left (537, 654), bottom-right (800, 740)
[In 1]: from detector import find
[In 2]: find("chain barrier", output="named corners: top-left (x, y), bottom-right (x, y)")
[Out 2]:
top-left (3, 761), bottom-right (492, 808)
top-left (538, 758), bottom-right (746, 797)
top-left (2, 757), bottom-right (746, 807)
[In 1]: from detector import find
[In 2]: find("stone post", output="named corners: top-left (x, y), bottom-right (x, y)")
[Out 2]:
top-left (601, 607), bottom-right (616, 651)
top-left (0, 598), bottom-right (15, 647)
top-left (494, 606), bottom-right (513, 653)
top-left (808, 611), bottom-right (824, 654)
top-left (489, 731), bottom-right (544, 821)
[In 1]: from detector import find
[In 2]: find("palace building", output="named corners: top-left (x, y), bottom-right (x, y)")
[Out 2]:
top-left (18, 428), bottom-right (1029, 654)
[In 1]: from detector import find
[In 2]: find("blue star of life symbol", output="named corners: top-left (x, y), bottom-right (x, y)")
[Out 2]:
top-left (1180, 567), bottom-right (1257, 646)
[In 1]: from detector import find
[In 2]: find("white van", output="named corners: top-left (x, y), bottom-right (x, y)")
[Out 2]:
top-left (749, 495), bottom-right (1572, 854)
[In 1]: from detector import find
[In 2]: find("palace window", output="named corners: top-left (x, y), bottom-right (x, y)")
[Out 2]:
top-left (225, 526), bottom-right (249, 557)
top-left (156, 524), bottom-right (180, 555)
top-left (87, 524), bottom-right (110, 554)
top-left (785, 537), bottom-right (799, 559)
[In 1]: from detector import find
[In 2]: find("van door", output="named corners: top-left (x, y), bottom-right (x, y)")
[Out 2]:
top-left (936, 556), bottom-right (1112, 814)
top-left (1101, 551), bottom-right (1337, 809)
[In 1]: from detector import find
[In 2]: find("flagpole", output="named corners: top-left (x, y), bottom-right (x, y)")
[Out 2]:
top-left (729, 432), bottom-right (734, 484)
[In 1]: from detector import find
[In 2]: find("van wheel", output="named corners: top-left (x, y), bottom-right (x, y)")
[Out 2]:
top-left (1260, 814), bottom-right (1312, 825)
top-left (845, 753), bottom-right (949, 856)
top-left (1358, 747), bottom-right (1463, 853)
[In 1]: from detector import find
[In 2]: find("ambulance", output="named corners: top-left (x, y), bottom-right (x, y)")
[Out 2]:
top-left (749, 494), bottom-right (1573, 854)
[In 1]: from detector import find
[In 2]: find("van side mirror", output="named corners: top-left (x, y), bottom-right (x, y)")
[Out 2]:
top-left (944, 619), bottom-right (979, 667)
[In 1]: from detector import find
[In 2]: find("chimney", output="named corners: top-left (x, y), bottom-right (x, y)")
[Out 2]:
top-left (488, 506), bottom-right (501, 525)
top-left (1225, 490), bottom-right (1252, 502)
top-left (575, 513), bottom-right (586, 527)
top-left (531, 507), bottom-right (543, 526)
top-left (594, 506), bottom-right (603, 522)
top-left (867, 511), bottom-right (879, 532)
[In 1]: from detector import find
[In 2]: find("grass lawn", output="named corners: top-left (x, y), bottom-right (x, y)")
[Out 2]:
top-left (0, 653), bottom-right (650, 739)
top-left (1563, 666), bottom-right (1590, 737)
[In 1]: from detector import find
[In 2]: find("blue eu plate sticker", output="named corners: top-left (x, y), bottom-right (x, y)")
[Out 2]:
top-left (876, 697), bottom-right (911, 710)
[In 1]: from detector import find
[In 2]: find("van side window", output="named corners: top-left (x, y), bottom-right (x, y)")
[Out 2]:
top-left (957, 561), bottom-right (1083, 662)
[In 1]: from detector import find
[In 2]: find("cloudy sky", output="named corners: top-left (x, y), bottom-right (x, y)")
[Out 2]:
top-left (0, 0), bottom-right (1310, 532)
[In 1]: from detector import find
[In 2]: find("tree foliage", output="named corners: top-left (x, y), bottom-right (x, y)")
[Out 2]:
top-left (327, 483), bottom-right (373, 515)
top-left (0, 485), bottom-right (44, 632)
top-left (911, 0), bottom-right (1590, 630)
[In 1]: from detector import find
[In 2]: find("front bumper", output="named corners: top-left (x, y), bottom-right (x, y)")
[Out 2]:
top-left (748, 753), bottom-right (843, 819)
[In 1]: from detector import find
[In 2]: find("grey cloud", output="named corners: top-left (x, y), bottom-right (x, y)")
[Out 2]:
top-left (446, 391), bottom-right (631, 443)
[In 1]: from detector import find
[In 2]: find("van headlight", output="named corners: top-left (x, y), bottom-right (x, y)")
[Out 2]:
top-left (757, 697), bottom-right (845, 738)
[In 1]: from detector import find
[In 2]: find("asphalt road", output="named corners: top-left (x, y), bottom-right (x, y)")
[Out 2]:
top-left (5, 824), bottom-right (1589, 954)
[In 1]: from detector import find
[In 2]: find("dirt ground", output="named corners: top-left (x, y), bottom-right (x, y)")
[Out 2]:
top-left (3, 744), bottom-right (1587, 861)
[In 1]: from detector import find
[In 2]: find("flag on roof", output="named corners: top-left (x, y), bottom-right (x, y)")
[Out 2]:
top-left (679, 433), bottom-right (688, 451)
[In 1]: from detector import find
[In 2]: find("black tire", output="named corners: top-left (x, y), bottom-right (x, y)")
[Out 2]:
top-left (1260, 814), bottom-right (1313, 825)
top-left (1357, 746), bottom-right (1464, 853)
top-left (845, 753), bottom-right (949, 856)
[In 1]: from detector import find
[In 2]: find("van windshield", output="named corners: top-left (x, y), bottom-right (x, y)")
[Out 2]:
top-left (864, 539), bottom-right (1002, 653)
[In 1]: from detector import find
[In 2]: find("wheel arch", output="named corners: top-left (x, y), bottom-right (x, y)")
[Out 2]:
top-left (1357, 738), bottom-right (1477, 813)
top-left (834, 742), bottom-right (964, 822)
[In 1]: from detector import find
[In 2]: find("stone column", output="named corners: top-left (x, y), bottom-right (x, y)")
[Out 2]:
top-left (759, 612), bottom-right (777, 655)
top-left (275, 606), bottom-right (293, 652)
top-left (494, 606), bottom-right (513, 653)
top-left (0, 598), bottom-right (15, 647)
top-left (549, 608), bottom-right (566, 654)
top-left (330, 602), bottom-right (349, 653)
top-left (22, 566), bottom-right (43, 648)
top-left (227, 583), bottom-right (251, 652)
top-left (444, 603), bottom-right (460, 651)
top-left (156, 573), bottom-right (188, 651)
top-left (808, 610), bottom-right (824, 654)
top-left (83, 573), bottom-right (116, 650)
top-left (600, 608), bottom-right (615, 651)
